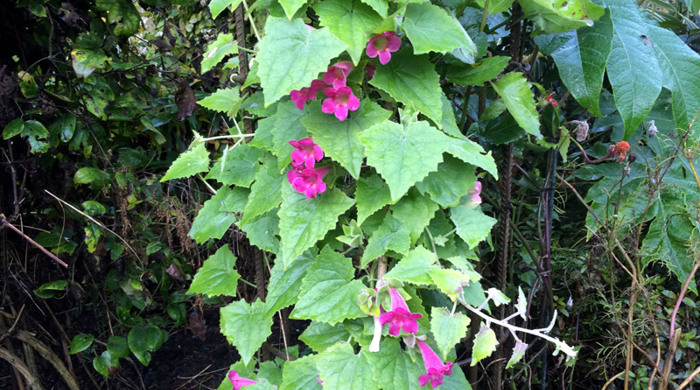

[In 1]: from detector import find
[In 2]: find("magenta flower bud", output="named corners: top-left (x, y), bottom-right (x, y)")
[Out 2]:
top-left (228, 370), bottom-right (256, 390)
top-left (416, 340), bottom-right (454, 388)
top-left (289, 138), bottom-right (324, 169)
top-left (323, 61), bottom-right (354, 89)
top-left (467, 180), bottom-right (482, 205)
top-left (366, 31), bottom-right (401, 65)
top-left (321, 86), bottom-right (360, 121)
top-left (379, 287), bottom-right (422, 336)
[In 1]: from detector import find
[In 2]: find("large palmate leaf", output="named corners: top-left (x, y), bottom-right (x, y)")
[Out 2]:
top-left (290, 247), bottom-right (366, 324)
top-left (359, 120), bottom-right (452, 201)
top-left (446, 136), bottom-right (499, 178)
top-left (390, 189), bottom-right (439, 243)
top-left (257, 17), bottom-right (346, 106)
top-left (264, 251), bottom-right (315, 316)
top-left (535, 12), bottom-right (613, 117)
top-left (220, 299), bottom-right (273, 365)
top-left (187, 247), bottom-right (240, 297)
top-left (198, 87), bottom-right (242, 118)
top-left (161, 141), bottom-right (210, 181)
top-left (280, 355), bottom-right (322, 390)
top-left (402, 2), bottom-right (476, 57)
top-left (206, 143), bottom-right (262, 187)
top-left (370, 49), bottom-right (443, 124)
top-left (601, 0), bottom-right (662, 139)
top-left (384, 246), bottom-right (438, 285)
top-left (241, 153), bottom-right (284, 224)
top-left (490, 73), bottom-right (541, 136)
top-left (316, 343), bottom-right (377, 389)
top-left (364, 339), bottom-right (423, 390)
top-left (431, 308), bottom-right (470, 360)
top-left (417, 155), bottom-right (477, 207)
top-left (520, 0), bottom-right (604, 33)
top-left (299, 321), bottom-right (351, 352)
top-left (279, 0), bottom-right (308, 19)
top-left (278, 187), bottom-right (354, 267)
top-left (361, 214), bottom-right (411, 267)
top-left (450, 205), bottom-right (497, 249)
top-left (302, 100), bottom-right (390, 178)
top-left (355, 173), bottom-right (392, 224)
top-left (446, 56), bottom-right (510, 86)
top-left (315, 0), bottom-right (383, 64)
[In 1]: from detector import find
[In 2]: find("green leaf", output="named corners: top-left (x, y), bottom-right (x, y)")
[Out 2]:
top-left (96, 0), bottom-right (140, 36)
top-left (241, 153), bottom-right (284, 224)
top-left (188, 187), bottom-right (237, 243)
top-left (430, 308), bottom-right (470, 360)
top-left (316, 0), bottom-right (383, 64)
top-left (534, 13), bottom-right (613, 117)
top-left (416, 155), bottom-right (477, 207)
top-left (290, 247), bottom-right (366, 324)
top-left (264, 251), bottom-right (315, 316)
top-left (198, 87), bottom-right (242, 118)
top-left (360, 0), bottom-right (388, 16)
top-left (187, 247), bottom-right (241, 297)
top-left (272, 101), bottom-right (311, 170)
top-left (107, 336), bottom-right (129, 359)
top-left (601, 0), bottom-right (662, 139)
top-left (279, 0), bottom-right (307, 18)
top-left (161, 141), bottom-right (210, 182)
top-left (206, 144), bottom-right (262, 187)
top-left (93, 351), bottom-right (115, 377)
top-left (209, 0), bottom-right (243, 19)
top-left (428, 268), bottom-right (472, 300)
top-left (74, 167), bottom-right (110, 188)
top-left (471, 324), bottom-right (498, 366)
top-left (450, 205), bottom-right (497, 249)
top-left (439, 93), bottom-right (461, 137)
top-left (361, 214), bottom-right (411, 267)
top-left (238, 209), bottom-right (281, 253)
top-left (299, 321), bottom-right (351, 352)
top-left (359, 120), bottom-right (452, 201)
top-left (52, 115), bottom-right (77, 142)
top-left (3, 118), bottom-right (24, 139)
top-left (356, 173), bottom-right (392, 224)
top-left (490, 72), bottom-right (541, 137)
top-left (278, 187), bottom-right (354, 267)
top-left (128, 325), bottom-right (165, 366)
top-left (202, 33), bottom-right (238, 74)
top-left (519, 0), bottom-right (604, 33)
top-left (220, 187), bottom-right (250, 213)
top-left (403, 3), bottom-right (476, 57)
top-left (646, 24), bottom-right (700, 136)
top-left (281, 355), bottom-right (323, 390)
top-left (302, 100), bottom-right (390, 178)
top-left (220, 299), bottom-right (273, 365)
top-left (506, 341), bottom-right (528, 368)
top-left (384, 246), bottom-right (438, 285)
top-left (82, 201), bottom-right (107, 216)
top-left (370, 49), bottom-right (443, 124)
top-left (257, 17), bottom-right (346, 106)
top-left (70, 334), bottom-right (95, 354)
top-left (23, 120), bottom-right (49, 138)
top-left (364, 338), bottom-right (423, 390)
top-left (71, 49), bottom-right (109, 78)
top-left (390, 189), bottom-right (439, 242)
top-left (316, 343), bottom-right (376, 389)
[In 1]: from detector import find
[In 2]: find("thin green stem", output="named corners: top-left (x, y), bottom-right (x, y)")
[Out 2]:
top-left (480, 0), bottom-right (491, 33)
top-left (200, 133), bottom-right (255, 142)
top-left (241, 0), bottom-right (261, 42)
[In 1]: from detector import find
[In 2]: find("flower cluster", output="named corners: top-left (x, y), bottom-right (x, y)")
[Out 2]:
top-left (608, 141), bottom-right (630, 162)
top-left (287, 138), bottom-right (330, 198)
top-left (289, 31), bottom-right (401, 121)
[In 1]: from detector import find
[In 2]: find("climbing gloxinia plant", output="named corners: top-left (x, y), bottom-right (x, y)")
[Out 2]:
top-left (150, 0), bottom-right (700, 386)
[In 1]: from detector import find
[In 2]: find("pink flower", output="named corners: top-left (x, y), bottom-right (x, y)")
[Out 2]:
top-left (290, 79), bottom-right (327, 110)
top-left (228, 370), bottom-right (256, 390)
top-left (366, 31), bottom-right (401, 65)
top-left (417, 340), bottom-right (454, 388)
top-left (287, 166), bottom-right (331, 198)
top-left (322, 86), bottom-right (360, 121)
top-left (379, 288), bottom-right (422, 336)
top-left (289, 138), bottom-right (324, 169)
top-left (323, 61), bottom-right (353, 89)
top-left (316, 377), bottom-right (323, 385)
top-left (467, 181), bottom-right (482, 205)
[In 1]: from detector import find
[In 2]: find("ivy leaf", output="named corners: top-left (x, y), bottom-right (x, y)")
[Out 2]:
top-left (506, 340), bottom-right (528, 369)
top-left (316, 0), bottom-right (383, 64)
top-left (264, 251), bottom-right (315, 316)
top-left (220, 299), bottom-right (273, 365)
top-left (390, 189), bottom-right (439, 243)
top-left (198, 87), bottom-right (242, 118)
top-left (403, 2), bottom-right (476, 57)
top-left (364, 338), bottom-right (423, 390)
top-left (416, 155), bottom-right (477, 207)
top-left (187, 247), bottom-right (240, 297)
top-left (279, 0), bottom-right (308, 19)
top-left (201, 33), bottom-right (238, 74)
top-left (299, 321), bottom-right (351, 352)
top-left (278, 187), bottom-right (355, 268)
top-left (188, 187), bottom-right (237, 243)
top-left (280, 355), bottom-right (322, 390)
top-left (208, 0), bottom-right (243, 19)
top-left (257, 17), bottom-right (346, 106)
top-left (384, 246), bottom-right (438, 285)
top-left (450, 205), bottom-right (497, 249)
top-left (534, 13), bottom-right (612, 117)
top-left (302, 100), bottom-right (390, 178)
top-left (355, 173), bottom-right (392, 224)
top-left (361, 214), bottom-right (411, 267)
top-left (206, 143), bottom-right (262, 187)
top-left (96, 0), bottom-right (140, 36)
top-left (430, 307), bottom-right (470, 360)
top-left (161, 141), bottom-right (210, 182)
top-left (316, 343), bottom-right (377, 389)
top-left (490, 73), bottom-right (541, 137)
top-left (290, 247), bottom-right (366, 324)
top-left (272, 101), bottom-right (311, 170)
top-left (601, 0), bottom-right (662, 139)
top-left (519, 0), bottom-right (604, 33)
top-left (370, 49), bottom-right (443, 124)
top-left (471, 324), bottom-right (498, 366)
top-left (359, 120), bottom-right (452, 201)
top-left (241, 154), bottom-right (284, 224)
